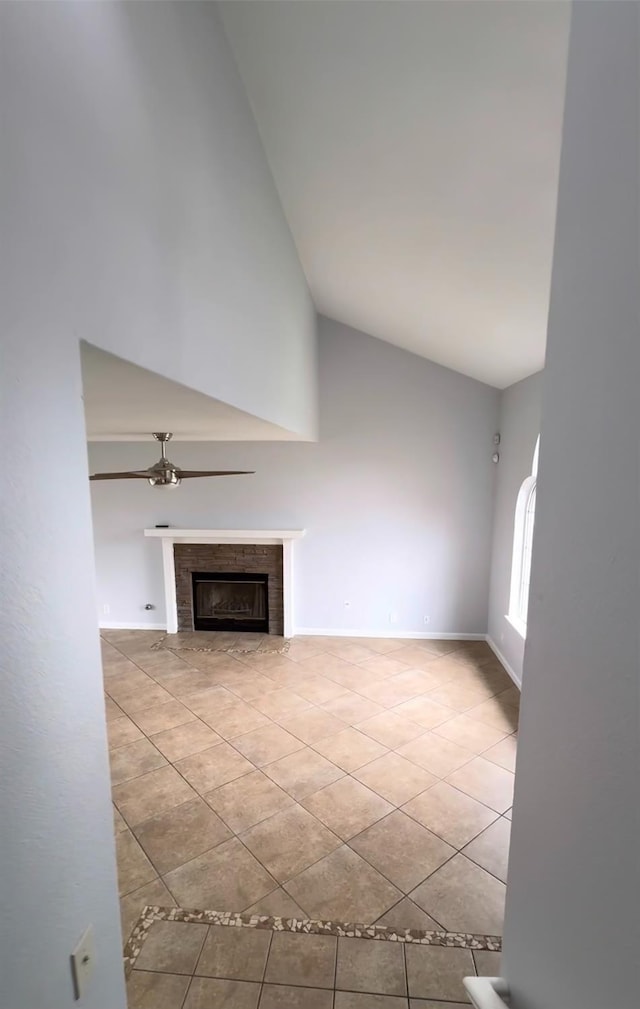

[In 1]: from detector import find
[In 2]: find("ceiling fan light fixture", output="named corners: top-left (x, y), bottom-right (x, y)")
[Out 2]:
top-left (89, 432), bottom-right (255, 485)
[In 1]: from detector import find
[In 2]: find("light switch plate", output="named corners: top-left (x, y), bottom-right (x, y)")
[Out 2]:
top-left (70, 925), bottom-right (95, 1001)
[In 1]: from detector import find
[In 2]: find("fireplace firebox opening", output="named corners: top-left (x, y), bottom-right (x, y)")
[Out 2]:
top-left (191, 571), bottom-right (269, 633)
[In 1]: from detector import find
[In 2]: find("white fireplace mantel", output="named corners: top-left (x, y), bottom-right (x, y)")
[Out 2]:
top-left (144, 528), bottom-right (305, 637)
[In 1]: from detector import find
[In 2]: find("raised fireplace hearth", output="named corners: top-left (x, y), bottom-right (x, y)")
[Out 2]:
top-left (192, 571), bottom-right (269, 633)
top-left (144, 529), bottom-right (305, 637)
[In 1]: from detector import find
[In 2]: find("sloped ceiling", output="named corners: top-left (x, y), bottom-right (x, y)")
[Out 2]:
top-left (220, 0), bottom-right (570, 388)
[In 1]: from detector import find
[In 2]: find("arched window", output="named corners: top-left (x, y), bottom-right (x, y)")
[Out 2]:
top-left (508, 437), bottom-right (539, 637)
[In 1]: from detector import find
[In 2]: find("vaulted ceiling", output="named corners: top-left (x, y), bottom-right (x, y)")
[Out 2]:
top-left (220, 1), bottom-right (570, 388)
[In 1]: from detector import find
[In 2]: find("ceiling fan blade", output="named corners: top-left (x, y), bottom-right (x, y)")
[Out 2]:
top-left (89, 471), bottom-right (152, 481)
top-left (178, 470), bottom-right (255, 478)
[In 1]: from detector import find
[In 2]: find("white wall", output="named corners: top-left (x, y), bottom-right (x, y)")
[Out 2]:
top-left (502, 5), bottom-right (640, 1008)
top-left (90, 318), bottom-right (500, 637)
top-left (487, 373), bottom-right (542, 684)
top-left (3, 1), bottom-right (316, 439)
top-left (0, 3), bottom-right (313, 1006)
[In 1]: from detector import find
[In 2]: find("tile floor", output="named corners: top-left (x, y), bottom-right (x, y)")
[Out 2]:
top-left (126, 916), bottom-right (503, 1008)
top-left (104, 631), bottom-right (517, 950)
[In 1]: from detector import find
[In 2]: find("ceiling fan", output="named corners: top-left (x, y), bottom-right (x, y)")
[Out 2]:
top-left (90, 433), bottom-right (254, 488)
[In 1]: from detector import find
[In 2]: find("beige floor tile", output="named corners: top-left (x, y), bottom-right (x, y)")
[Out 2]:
top-left (482, 734), bottom-right (518, 773)
top-left (182, 684), bottom-right (242, 718)
top-left (386, 646), bottom-right (444, 673)
top-left (392, 697), bottom-right (457, 730)
top-left (397, 732), bottom-right (474, 778)
top-left (245, 888), bottom-right (309, 919)
top-left (355, 638), bottom-right (409, 654)
top-left (110, 738), bottom-right (168, 786)
top-left (453, 666), bottom-right (512, 698)
top-left (350, 811), bottom-right (455, 892)
top-left (105, 670), bottom-right (156, 701)
top-left (226, 672), bottom-right (280, 702)
top-left (410, 854), bottom-right (506, 935)
top-left (374, 897), bottom-right (442, 931)
top-left (466, 698), bottom-right (519, 734)
top-left (233, 723), bottom-right (305, 766)
top-left (127, 970), bottom-right (190, 1009)
top-left (290, 673), bottom-right (351, 705)
top-left (503, 807), bottom-right (512, 820)
top-left (325, 641), bottom-right (379, 664)
top-left (473, 950), bottom-right (502, 976)
top-left (322, 691), bottom-right (384, 725)
top-left (259, 984), bottom-right (333, 1009)
top-left (357, 655), bottom-right (410, 678)
top-left (285, 846), bottom-right (402, 923)
top-left (131, 699), bottom-right (197, 736)
top-left (251, 688), bottom-right (314, 720)
top-left (462, 817), bottom-right (511, 883)
top-left (164, 837), bottom-right (276, 910)
top-left (107, 714), bottom-right (144, 750)
top-left (205, 769), bottom-right (294, 832)
top-left (263, 747), bottom-right (344, 800)
top-left (151, 720), bottom-right (222, 762)
top-left (432, 714), bottom-right (507, 754)
top-left (184, 977), bottom-right (260, 1009)
top-left (113, 765), bottom-right (197, 827)
top-left (241, 804), bottom-right (341, 882)
top-left (135, 920), bottom-right (207, 974)
top-left (281, 707), bottom-right (345, 744)
top-left (196, 923), bottom-right (271, 981)
top-left (356, 711), bottom-right (425, 749)
top-left (416, 655), bottom-right (470, 685)
top-left (426, 680), bottom-right (495, 712)
top-left (303, 777), bottom-right (393, 841)
top-left (116, 683), bottom-right (175, 715)
top-left (336, 936), bottom-right (406, 996)
top-left (311, 728), bottom-right (388, 772)
top-left (133, 797), bottom-right (232, 874)
top-left (402, 781), bottom-right (498, 849)
top-left (120, 878), bottom-right (176, 945)
top-left (116, 830), bottom-right (157, 896)
top-left (113, 804), bottom-right (128, 834)
top-left (405, 945), bottom-right (475, 1001)
top-left (104, 696), bottom-right (124, 722)
top-left (446, 756), bottom-right (514, 813)
top-left (354, 752), bottom-right (437, 806)
top-left (355, 676), bottom-right (428, 708)
top-left (175, 742), bottom-right (253, 794)
top-left (286, 639), bottom-right (327, 662)
top-left (154, 667), bottom-right (225, 697)
top-left (265, 931), bottom-right (336, 988)
top-left (335, 995), bottom-right (409, 1009)
top-left (205, 700), bottom-right (272, 739)
top-left (416, 639), bottom-right (464, 658)
top-left (496, 686), bottom-right (520, 708)
top-left (297, 653), bottom-right (361, 680)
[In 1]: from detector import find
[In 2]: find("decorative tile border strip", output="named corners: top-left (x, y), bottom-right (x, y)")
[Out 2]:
top-left (150, 634), bottom-right (291, 656)
top-left (124, 905), bottom-right (502, 976)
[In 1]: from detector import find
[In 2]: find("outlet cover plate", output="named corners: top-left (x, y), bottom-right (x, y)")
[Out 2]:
top-left (71, 925), bottom-right (95, 1001)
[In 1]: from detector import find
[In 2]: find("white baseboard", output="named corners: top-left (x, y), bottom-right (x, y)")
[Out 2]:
top-left (486, 635), bottom-right (522, 689)
top-left (99, 621), bottom-right (167, 631)
top-left (294, 627), bottom-right (486, 641)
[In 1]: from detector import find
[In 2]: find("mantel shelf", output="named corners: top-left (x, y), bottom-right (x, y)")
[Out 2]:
top-left (144, 529), bottom-right (305, 543)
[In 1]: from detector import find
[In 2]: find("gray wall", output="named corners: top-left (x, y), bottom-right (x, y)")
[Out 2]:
top-left (0, 4), bottom-right (312, 1006)
top-left (503, 5), bottom-right (640, 1007)
top-left (90, 318), bottom-right (500, 637)
top-left (487, 373), bottom-right (542, 684)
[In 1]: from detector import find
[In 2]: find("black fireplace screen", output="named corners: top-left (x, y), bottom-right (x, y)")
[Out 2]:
top-left (191, 572), bottom-right (269, 632)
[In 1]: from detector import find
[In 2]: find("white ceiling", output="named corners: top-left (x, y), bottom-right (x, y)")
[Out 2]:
top-left (81, 344), bottom-right (302, 441)
top-left (220, 0), bottom-right (570, 388)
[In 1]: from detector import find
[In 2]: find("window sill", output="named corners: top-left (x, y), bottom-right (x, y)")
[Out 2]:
top-left (505, 613), bottom-right (527, 640)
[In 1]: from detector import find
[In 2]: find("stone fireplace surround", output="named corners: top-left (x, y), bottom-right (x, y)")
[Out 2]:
top-left (175, 543), bottom-right (283, 634)
top-left (144, 529), bottom-right (305, 638)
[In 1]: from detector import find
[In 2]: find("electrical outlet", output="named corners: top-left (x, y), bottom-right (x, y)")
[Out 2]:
top-left (70, 925), bottom-right (95, 1001)
top-left (423, 615), bottom-right (431, 625)
top-left (102, 603), bottom-right (110, 616)
top-left (388, 611), bottom-right (398, 625)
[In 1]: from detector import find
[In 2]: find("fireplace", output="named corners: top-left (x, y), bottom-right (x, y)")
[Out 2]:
top-left (192, 571), bottom-right (269, 633)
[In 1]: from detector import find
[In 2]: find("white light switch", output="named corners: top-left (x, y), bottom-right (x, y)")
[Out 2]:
top-left (70, 925), bottom-right (95, 1001)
